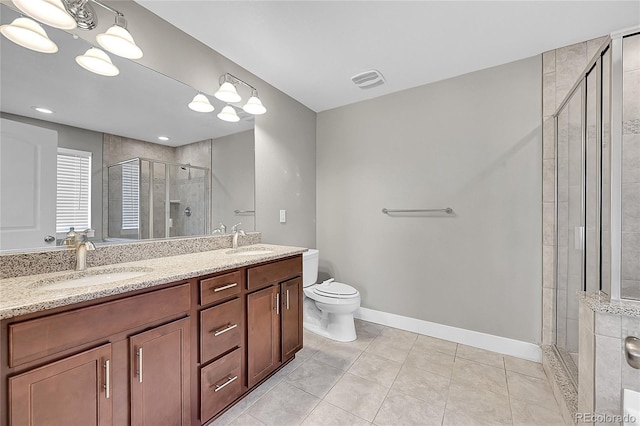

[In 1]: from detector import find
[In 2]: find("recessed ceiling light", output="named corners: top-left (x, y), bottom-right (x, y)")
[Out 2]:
top-left (158, 136), bottom-right (170, 141)
top-left (32, 106), bottom-right (54, 114)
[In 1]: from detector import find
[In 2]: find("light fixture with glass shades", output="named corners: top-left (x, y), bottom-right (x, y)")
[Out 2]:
top-left (75, 47), bottom-right (119, 76)
top-left (188, 93), bottom-right (215, 113)
top-left (12, 0), bottom-right (77, 30)
top-left (211, 73), bottom-right (268, 121)
top-left (3, 0), bottom-right (143, 75)
top-left (96, 15), bottom-right (142, 59)
top-left (0, 17), bottom-right (58, 53)
top-left (217, 105), bottom-right (240, 123)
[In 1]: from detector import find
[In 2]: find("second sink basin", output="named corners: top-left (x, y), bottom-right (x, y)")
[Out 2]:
top-left (30, 267), bottom-right (153, 291)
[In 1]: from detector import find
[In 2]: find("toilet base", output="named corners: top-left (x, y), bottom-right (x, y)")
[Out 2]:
top-left (303, 297), bottom-right (357, 342)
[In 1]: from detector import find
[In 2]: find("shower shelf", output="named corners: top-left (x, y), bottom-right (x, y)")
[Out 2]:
top-left (169, 200), bottom-right (181, 204)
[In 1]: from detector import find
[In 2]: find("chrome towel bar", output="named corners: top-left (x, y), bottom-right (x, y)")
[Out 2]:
top-left (382, 208), bottom-right (453, 214)
top-left (234, 209), bottom-right (255, 214)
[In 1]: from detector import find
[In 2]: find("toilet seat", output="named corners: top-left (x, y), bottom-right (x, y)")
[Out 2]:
top-left (312, 281), bottom-right (359, 299)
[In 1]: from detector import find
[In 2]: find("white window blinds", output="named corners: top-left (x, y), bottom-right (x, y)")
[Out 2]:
top-left (121, 161), bottom-right (139, 230)
top-left (56, 148), bottom-right (91, 233)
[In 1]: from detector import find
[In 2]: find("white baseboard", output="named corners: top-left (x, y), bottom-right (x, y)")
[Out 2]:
top-left (355, 307), bottom-right (541, 362)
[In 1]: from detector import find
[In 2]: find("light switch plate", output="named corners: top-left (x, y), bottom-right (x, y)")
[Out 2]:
top-left (279, 210), bottom-right (286, 223)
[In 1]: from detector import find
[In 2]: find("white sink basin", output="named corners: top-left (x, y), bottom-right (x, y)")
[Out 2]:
top-left (226, 247), bottom-right (274, 256)
top-left (31, 268), bottom-right (152, 291)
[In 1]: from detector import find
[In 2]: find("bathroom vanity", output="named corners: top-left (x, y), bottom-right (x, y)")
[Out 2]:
top-left (0, 244), bottom-right (304, 426)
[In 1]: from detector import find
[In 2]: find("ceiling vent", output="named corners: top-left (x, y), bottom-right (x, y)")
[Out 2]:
top-left (351, 70), bottom-right (385, 89)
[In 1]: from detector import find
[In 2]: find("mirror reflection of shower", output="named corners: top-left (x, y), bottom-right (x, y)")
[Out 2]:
top-left (107, 158), bottom-right (209, 241)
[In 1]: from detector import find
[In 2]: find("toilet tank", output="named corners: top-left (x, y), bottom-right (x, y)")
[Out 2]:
top-left (302, 249), bottom-right (319, 287)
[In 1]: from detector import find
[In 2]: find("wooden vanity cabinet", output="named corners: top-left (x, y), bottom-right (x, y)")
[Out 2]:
top-left (1, 253), bottom-right (303, 426)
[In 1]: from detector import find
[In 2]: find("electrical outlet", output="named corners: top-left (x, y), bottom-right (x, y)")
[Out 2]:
top-left (279, 210), bottom-right (286, 223)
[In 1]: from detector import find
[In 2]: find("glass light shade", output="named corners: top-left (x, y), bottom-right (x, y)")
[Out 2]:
top-left (96, 25), bottom-right (143, 59)
top-left (217, 105), bottom-right (240, 122)
top-left (75, 48), bottom-right (119, 77)
top-left (243, 96), bottom-right (267, 115)
top-left (214, 82), bottom-right (241, 103)
top-left (12, 0), bottom-right (77, 30)
top-left (0, 17), bottom-right (58, 53)
top-left (188, 94), bottom-right (214, 113)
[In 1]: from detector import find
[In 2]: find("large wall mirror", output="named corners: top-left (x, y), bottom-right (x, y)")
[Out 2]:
top-left (0, 4), bottom-right (255, 252)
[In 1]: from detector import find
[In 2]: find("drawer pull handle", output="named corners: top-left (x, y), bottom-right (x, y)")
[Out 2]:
top-left (104, 359), bottom-right (111, 399)
top-left (213, 323), bottom-right (238, 336)
top-left (136, 348), bottom-right (143, 383)
top-left (214, 283), bottom-right (238, 292)
top-left (213, 375), bottom-right (238, 392)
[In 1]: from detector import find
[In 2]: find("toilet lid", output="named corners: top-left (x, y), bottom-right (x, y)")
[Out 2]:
top-left (313, 281), bottom-right (358, 298)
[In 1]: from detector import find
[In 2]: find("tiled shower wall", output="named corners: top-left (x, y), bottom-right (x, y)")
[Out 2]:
top-left (541, 36), bottom-right (608, 346)
top-left (622, 34), bottom-right (640, 300)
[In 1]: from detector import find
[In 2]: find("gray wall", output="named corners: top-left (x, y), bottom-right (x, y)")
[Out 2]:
top-left (1, 112), bottom-right (104, 240)
top-left (91, 1), bottom-right (317, 249)
top-left (316, 56), bottom-right (543, 343)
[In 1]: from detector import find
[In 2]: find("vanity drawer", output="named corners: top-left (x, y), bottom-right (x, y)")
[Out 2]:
top-left (200, 298), bottom-right (242, 362)
top-left (200, 271), bottom-right (242, 306)
top-left (247, 256), bottom-right (302, 291)
top-left (9, 283), bottom-right (190, 367)
top-left (201, 347), bottom-right (242, 421)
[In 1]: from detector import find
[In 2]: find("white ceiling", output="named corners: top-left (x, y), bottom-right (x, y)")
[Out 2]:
top-left (136, 1), bottom-right (640, 112)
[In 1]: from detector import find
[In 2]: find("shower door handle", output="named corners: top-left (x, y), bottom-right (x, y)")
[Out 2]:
top-left (574, 226), bottom-right (584, 250)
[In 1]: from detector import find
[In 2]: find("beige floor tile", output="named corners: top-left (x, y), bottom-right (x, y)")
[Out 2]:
top-left (404, 347), bottom-right (455, 378)
top-left (365, 336), bottom-right (412, 363)
top-left (391, 365), bottom-right (449, 404)
top-left (226, 413), bottom-right (266, 426)
top-left (378, 327), bottom-right (418, 348)
top-left (412, 334), bottom-right (458, 355)
top-left (443, 380), bottom-right (512, 426)
top-left (348, 352), bottom-right (402, 388)
top-left (510, 396), bottom-right (565, 426)
top-left (342, 330), bottom-right (377, 351)
top-left (506, 370), bottom-right (558, 407)
top-left (301, 401), bottom-right (370, 426)
top-left (455, 344), bottom-right (505, 368)
top-left (451, 358), bottom-right (508, 396)
top-left (312, 340), bottom-right (363, 371)
top-left (355, 319), bottom-right (385, 336)
top-left (373, 389), bottom-right (445, 426)
top-left (286, 358), bottom-right (344, 398)
top-left (324, 373), bottom-right (389, 422)
top-left (504, 355), bottom-right (547, 380)
top-left (246, 382), bottom-right (320, 426)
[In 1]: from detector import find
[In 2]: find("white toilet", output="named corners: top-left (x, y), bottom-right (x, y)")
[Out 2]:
top-left (302, 249), bottom-right (361, 342)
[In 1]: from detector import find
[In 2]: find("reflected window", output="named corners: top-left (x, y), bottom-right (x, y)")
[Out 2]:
top-left (121, 162), bottom-right (139, 230)
top-left (56, 148), bottom-right (91, 233)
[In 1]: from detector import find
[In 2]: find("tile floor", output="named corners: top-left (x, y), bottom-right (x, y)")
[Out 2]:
top-left (211, 320), bottom-right (566, 426)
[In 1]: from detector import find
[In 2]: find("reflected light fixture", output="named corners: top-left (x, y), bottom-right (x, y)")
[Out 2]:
top-left (12, 0), bottom-right (77, 30)
top-left (75, 47), bottom-right (119, 76)
top-left (32, 106), bottom-right (54, 114)
top-left (213, 73), bottom-right (268, 121)
top-left (217, 105), bottom-right (240, 123)
top-left (188, 93), bottom-right (214, 113)
top-left (0, 17), bottom-right (58, 53)
top-left (96, 15), bottom-right (143, 59)
top-left (243, 90), bottom-right (267, 115)
top-left (158, 136), bottom-right (170, 142)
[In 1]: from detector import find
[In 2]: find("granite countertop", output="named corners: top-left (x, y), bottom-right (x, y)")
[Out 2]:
top-left (579, 291), bottom-right (640, 318)
top-left (0, 244), bottom-right (306, 320)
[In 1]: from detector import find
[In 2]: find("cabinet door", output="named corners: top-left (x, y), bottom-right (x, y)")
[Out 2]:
top-left (281, 277), bottom-right (303, 361)
top-left (9, 343), bottom-right (113, 426)
top-left (247, 285), bottom-right (280, 387)
top-left (130, 317), bottom-right (190, 426)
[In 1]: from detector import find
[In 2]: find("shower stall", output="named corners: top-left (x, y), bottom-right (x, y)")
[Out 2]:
top-left (107, 158), bottom-right (210, 240)
top-left (554, 30), bottom-right (639, 384)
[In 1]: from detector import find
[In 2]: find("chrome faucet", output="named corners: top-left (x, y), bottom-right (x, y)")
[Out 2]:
top-left (212, 222), bottom-right (227, 235)
top-left (231, 223), bottom-right (246, 249)
top-left (63, 228), bottom-right (96, 271)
